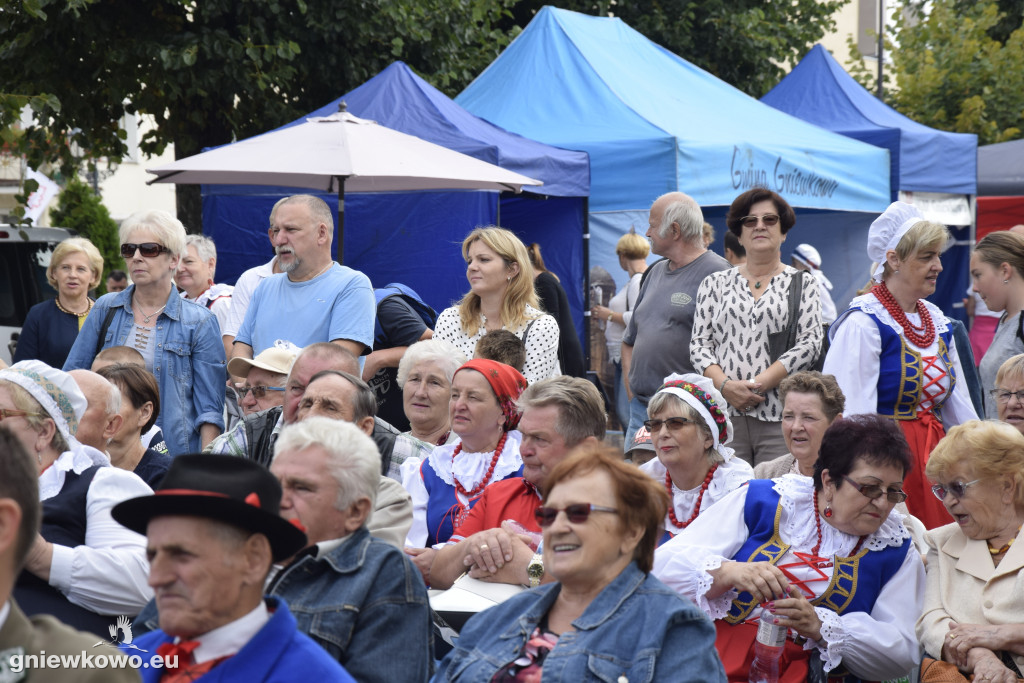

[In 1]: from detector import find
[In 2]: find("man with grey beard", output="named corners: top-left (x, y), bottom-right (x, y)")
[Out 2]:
top-left (232, 194), bottom-right (375, 362)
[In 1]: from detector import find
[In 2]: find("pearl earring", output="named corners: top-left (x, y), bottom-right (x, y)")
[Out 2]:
top-left (1005, 279), bottom-right (1010, 284)
top-left (507, 276), bottom-right (511, 283)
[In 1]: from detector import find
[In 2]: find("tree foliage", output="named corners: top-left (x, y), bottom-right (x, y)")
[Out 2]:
top-left (848, 0), bottom-right (1024, 145)
top-left (48, 177), bottom-right (121, 294)
top-left (509, 0), bottom-right (850, 97)
top-left (0, 0), bottom-right (517, 229)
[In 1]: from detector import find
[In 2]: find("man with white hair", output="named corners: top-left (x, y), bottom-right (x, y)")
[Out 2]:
top-left (67, 369), bottom-right (123, 452)
top-left (621, 191), bottom-right (730, 447)
top-left (232, 194), bottom-right (375, 361)
top-left (269, 418), bottom-right (431, 682)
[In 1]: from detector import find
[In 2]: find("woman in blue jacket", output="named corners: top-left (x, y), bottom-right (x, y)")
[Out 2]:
top-left (64, 210), bottom-right (224, 456)
top-left (433, 444), bottom-right (725, 683)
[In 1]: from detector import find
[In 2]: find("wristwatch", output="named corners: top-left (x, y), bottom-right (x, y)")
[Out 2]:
top-left (526, 553), bottom-right (544, 588)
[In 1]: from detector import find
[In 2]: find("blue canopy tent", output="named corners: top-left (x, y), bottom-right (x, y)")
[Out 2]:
top-left (201, 62), bottom-right (590, 335)
top-left (762, 44), bottom-right (978, 318)
top-left (455, 7), bottom-right (891, 314)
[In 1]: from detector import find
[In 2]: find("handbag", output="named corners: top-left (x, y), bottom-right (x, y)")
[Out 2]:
top-left (767, 272), bottom-right (803, 364)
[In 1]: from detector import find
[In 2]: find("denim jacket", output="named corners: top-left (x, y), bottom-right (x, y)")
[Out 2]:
top-left (64, 285), bottom-right (225, 456)
top-left (433, 562), bottom-right (725, 682)
top-left (270, 526), bottom-right (433, 683)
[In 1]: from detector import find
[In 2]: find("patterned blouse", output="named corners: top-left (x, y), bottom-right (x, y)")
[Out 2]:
top-left (434, 304), bottom-right (560, 384)
top-left (690, 266), bottom-right (821, 422)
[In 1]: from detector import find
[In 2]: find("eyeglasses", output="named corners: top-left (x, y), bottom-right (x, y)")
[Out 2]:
top-left (642, 417), bottom-right (694, 433)
top-left (842, 475), bottom-right (908, 503)
top-left (534, 503), bottom-right (619, 528)
top-left (740, 214), bottom-right (780, 228)
top-left (238, 385), bottom-right (285, 399)
top-left (931, 479), bottom-right (981, 501)
top-left (121, 242), bottom-right (171, 259)
top-left (989, 389), bottom-right (1024, 405)
top-left (0, 408), bottom-right (43, 421)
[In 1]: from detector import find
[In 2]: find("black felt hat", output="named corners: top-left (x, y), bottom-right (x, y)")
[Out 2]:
top-left (112, 454), bottom-right (307, 561)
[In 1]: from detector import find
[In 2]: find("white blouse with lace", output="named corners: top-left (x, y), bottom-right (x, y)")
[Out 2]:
top-left (399, 431), bottom-right (523, 548)
top-left (652, 474), bottom-right (925, 679)
top-left (640, 454), bottom-right (754, 533)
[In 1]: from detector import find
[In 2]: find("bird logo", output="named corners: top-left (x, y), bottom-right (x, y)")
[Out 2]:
top-left (93, 615), bottom-right (148, 652)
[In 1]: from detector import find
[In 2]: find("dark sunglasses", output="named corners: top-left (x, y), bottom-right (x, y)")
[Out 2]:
top-left (238, 385), bottom-right (285, 399)
top-left (642, 417), bottom-right (693, 433)
top-left (930, 479), bottom-right (981, 501)
top-left (842, 475), bottom-right (907, 504)
top-left (740, 214), bottom-right (780, 228)
top-left (534, 503), bottom-right (618, 528)
top-left (121, 242), bottom-right (170, 259)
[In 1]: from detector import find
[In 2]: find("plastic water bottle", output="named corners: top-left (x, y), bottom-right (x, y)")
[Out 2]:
top-left (748, 611), bottom-right (786, 683)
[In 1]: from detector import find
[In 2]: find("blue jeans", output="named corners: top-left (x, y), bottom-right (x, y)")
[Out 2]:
top-left (624, 395), bottom-right (649, 452)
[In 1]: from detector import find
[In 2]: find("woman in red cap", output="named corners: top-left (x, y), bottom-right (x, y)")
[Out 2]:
top-left (401, 359), bottom-right (527, 558)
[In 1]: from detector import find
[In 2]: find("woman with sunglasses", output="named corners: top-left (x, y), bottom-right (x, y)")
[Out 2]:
top-left (653, 414), bottom-right (925, 681)
top-left (993, 354), bottom-right (1024, 435)
top-left (64, 210), bottom-right (226, 457)
top-left (823, 202), bottom-right (976, 530)
top-left (433, 444), bottom-right (726, 682)
top-left (917, 420), bottom-right (1024, 683)
top-left (692, 188), bottom-right (822, 467)
top-left (640, 373), bottom-right (752, 545)
top-left (95, 363), bottom-right (173, 489)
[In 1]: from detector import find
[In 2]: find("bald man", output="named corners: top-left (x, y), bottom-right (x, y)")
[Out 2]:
top-left (68, 369), bottom-right (123, 452)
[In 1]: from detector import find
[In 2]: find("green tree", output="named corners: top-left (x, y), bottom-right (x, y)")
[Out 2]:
top-left (0, 0), bottom-right (516, 231)
top-left (508, 0), bottom-right (851, 97)
top-left (848, 0), bottom-right (1024, 145)
top-left (49, 178), bottom-right (121, 294)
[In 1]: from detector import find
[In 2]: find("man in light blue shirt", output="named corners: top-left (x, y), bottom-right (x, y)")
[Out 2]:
top-left (234, 195), bottom-right (375, 362)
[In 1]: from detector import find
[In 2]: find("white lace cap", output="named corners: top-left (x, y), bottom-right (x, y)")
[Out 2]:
top-left (654, 373), bottom-right (735, 457)
top-left (0, 360), bottom-right (86, 448)
top-left (867, 202), bottom-right (925, 282)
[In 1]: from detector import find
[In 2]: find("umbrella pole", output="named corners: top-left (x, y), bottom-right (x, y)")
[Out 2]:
top-left (336, 179), bottom-right (345, 264)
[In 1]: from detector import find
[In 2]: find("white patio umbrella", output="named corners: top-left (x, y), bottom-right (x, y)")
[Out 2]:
top-left (147, 109), bottom-right (542, 262)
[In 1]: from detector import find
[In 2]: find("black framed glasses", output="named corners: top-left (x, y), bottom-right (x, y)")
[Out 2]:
top-left (842, 475), bottom-right (908, 503)
top-left (534, 503), bottom-right (619, 528)
top-left (739, 214), bottom-right (780, 228)
top-left (238, 385), bottom-right (285, 400)
top-left (121, 242), bottom-right (171, 259)
top-left (0, 408), bottom-right (43, 421)
top-left (642, 417), bottom-right (693, 433)
top-left (931, 479), bottom-right (981, 501)
top-left (989, 389), bottom-right (1024, 405)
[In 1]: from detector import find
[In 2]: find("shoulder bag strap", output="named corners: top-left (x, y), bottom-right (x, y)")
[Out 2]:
top-left (94, 307), bottom-right (118, 358)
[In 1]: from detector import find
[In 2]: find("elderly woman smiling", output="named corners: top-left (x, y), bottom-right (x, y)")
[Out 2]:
top-left (640, 373), bottom-right (753, 544)
top-left (917, 420), bottom-right (1024, 683)
top-left (433, 445), bottom-right (726, 682)
top-left (993, 354), bottom-right (1024, 435)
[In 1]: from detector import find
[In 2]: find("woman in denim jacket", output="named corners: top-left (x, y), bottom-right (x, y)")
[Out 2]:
top-left (433, 444), bottom-right (725, 682)
top-left (64, 210), bottom-right (225, 456)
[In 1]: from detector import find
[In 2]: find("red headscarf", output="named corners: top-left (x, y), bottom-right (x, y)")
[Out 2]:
top-left (454, 359), bottom-right (527, 431)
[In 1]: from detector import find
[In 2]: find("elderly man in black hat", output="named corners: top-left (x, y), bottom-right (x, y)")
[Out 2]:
top-left (112, 455), bottom-right (354, 682)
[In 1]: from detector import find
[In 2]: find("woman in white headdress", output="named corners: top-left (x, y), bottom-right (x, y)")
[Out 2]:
top-left (822, 202), bottom-right (977, 530)
top-left (791, 243), bottom-right (837, 325)
top-left (640, 373), bottom-right (754, 545)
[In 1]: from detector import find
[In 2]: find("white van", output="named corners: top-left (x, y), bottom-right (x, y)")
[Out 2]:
top-left (0, 225), bottom-right (76, 365)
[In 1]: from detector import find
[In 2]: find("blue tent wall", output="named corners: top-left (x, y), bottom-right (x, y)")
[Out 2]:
top-left (455, 7), bottom-right (890, 316)
top-left (201, 61), bottom-right (590, 345)
top-left (762, 45), bottom-right (977, 198)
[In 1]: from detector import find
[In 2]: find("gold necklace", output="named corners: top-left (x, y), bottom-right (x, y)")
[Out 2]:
top-left (988, 525), bottom-right (1022, 555)
top-left (55, 297), bottom-right (93, 317)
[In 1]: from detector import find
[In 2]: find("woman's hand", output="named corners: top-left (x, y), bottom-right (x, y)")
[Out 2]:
top-left (720, 378), bottom-right (765, 412)
top-left (966, 647), bottom-right (1017, 683)
top-left (24, 534), bottom-right (54, 581)
top-left (770, 588), bottom-right (823, 642)
top-left (591, 305), bottom-right (614, 324)
top-left (711, 560), bottom-right (790, 603)
top-left (946, 622), bottom-right (1011, 668)
top-left (403, 546), bottom-right (436, 585)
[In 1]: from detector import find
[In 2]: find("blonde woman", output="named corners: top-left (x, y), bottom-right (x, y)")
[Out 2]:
top-left (14, 237), bottom-right (104, 368)
top-left (434, 227), bottom-right (560, 384)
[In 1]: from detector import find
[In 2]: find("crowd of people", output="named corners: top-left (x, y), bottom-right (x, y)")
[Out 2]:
top-left (0, 188), bottom-right (1022, 683)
